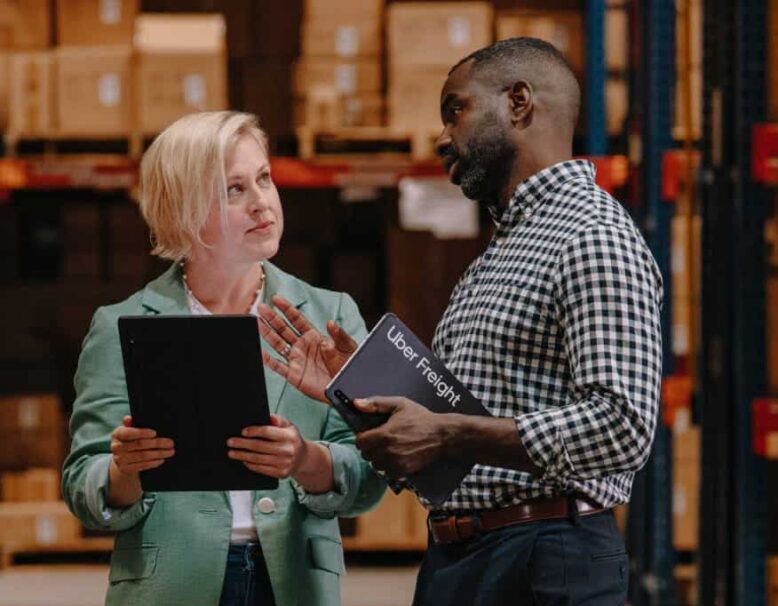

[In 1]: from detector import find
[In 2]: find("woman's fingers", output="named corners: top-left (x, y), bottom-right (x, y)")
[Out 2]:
top-left (326, 321), bottom-right (358, 354)
top-left (112, 437), bottom-right (174, 453)
top-left (271, 295), bottom-right (315, 335)
top-left (258, 304), bottom-right (298, 344)
top-left (112, 425), bottom-right (157, 442)
top-left (258, 319), bottom-right (294, 359)
top-left (261, 349), bottom-right (289, 379)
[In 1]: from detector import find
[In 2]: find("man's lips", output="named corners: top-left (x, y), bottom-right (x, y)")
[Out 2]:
top-left (442, 156), bottom-right (459, 176)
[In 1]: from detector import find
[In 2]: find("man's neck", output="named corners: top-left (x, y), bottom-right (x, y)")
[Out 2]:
top-left (496, 146), bottom-right (573, 210)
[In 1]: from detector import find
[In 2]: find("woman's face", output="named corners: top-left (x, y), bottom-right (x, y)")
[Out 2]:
top-left (197, 134), bottom-right (283, 265)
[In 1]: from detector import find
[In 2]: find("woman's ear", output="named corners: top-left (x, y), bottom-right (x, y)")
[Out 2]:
top-left (508, 80), bottom-right (534, 128)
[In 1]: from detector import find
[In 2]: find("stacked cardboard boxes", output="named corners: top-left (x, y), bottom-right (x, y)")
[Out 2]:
top-left (294, 0), bottom-right (384, 130)
top-left (387, 2), bottom-right (493, 134)
top-left (0, 394), bottom-right (66, 471)
top-left (1, 468), bottom-right (60, 502)
top-left (0, 502), bottom-right (81, 548)
top-left (674, 0), bottom-right (702, 140)
top-left (672, 409), bottom-right (700, 551)
top-left (135, 14), bottom-right (228, 135)
top-left (2, 2), bottom-right (227, 141)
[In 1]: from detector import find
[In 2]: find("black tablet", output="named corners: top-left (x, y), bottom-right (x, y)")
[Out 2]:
top-left (118, 315), bottom-right (278, 492)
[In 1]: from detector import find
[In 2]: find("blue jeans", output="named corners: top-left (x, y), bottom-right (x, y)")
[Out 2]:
top-left (413, 510), bottom-right (628, 605)
top-left (218, 543), bottom-right (276, 606)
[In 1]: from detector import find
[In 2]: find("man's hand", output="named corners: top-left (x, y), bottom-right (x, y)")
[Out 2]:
top-left (354, 397), bottom-right (450, 477)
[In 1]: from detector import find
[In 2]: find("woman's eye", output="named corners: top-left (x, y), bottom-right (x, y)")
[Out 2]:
top-left (258, 172), bottom-right (272, 186)
top-left (227, 184), bottom-right (243, 196)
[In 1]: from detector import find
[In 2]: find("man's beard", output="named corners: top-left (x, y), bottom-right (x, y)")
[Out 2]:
top-left (455, 113), bottom-right (514, 203)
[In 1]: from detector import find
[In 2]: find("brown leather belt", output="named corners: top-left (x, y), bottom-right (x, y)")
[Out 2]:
top-left (428, 496), bottom-right (607, 545)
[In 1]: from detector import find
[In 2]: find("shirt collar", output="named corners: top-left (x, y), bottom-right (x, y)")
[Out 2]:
top-left (489, 159), bottom-right (596, 227)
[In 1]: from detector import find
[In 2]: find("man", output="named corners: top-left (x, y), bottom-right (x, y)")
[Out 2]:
top-left (260, 37), bottom-right (662, 605)
top-left (353, 38), bottom-right (662, 605)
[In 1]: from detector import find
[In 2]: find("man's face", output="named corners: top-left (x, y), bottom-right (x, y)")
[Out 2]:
top-left (436, 62), bottom-right (515, 202)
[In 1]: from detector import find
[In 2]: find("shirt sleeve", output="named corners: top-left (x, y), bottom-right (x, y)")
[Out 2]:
top-left (514, 223), bottom-right (663, 486)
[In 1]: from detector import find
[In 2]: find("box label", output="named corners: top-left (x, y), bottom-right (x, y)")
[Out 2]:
top-left (35, 515), bottom-right (58, 544)
top-left (336, 26), bottom-right (359, 57)
top-left (98, 74), bottom-right (121, 107)
top-left (100, 0), bottom-right (122, 25)
top-left (182, 75), bottom-right (206, 109)
top-left (447, 17), bottom-right (472, 48)
top-left (18, 400), bottom-right (40, 429)
top-left (334, 65), bottom-right (356, 94)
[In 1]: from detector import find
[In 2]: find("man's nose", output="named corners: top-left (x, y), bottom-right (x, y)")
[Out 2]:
top-left (435, 128), bottom-right (453, 158)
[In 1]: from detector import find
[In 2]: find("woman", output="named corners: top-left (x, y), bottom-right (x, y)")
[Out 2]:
top-left (62, 111), bottom-right (385, 606)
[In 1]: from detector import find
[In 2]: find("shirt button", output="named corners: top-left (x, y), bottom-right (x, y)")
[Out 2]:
top-left (258, 497), bottom-right (275, 514)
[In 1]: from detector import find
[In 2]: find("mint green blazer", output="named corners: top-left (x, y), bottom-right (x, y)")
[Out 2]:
top-left (62, 262), bottom-right (386, 606)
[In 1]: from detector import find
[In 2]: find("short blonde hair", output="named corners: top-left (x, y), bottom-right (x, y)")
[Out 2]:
top-left (139, 111), bottom-right (269, 260)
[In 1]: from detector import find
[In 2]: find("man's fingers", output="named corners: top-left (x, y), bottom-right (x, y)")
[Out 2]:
top-left (326, 321), bottom-right (358, 353)
top-left (353, 396), bottom-right (402, 415)
top-left (271, 295), bottom-right (316, 335)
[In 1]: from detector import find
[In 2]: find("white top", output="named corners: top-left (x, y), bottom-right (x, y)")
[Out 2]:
top-left (184, 281), bottom-right (263, 545)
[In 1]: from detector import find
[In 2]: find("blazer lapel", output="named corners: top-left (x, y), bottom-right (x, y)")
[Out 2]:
top-left (140, 263), bottom-right (190, 316)
top-left (261, 262), bottom-right (308, 416)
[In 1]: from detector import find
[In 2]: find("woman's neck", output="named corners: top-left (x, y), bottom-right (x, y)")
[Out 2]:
top-left (181, 257), bottom-right (265, 315)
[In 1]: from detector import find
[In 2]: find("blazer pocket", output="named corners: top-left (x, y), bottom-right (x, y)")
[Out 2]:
top-left (308, 536), bottom-right (345, 575)
top-left (109, 545), bottom-right (159, 583)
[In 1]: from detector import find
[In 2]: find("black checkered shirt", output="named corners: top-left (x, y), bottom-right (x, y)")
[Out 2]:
top-left (427, 160), bottom-right (663, 512)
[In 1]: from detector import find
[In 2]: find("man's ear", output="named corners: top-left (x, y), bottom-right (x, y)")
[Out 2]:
top-left (508, 80), bottom-right (533, 128)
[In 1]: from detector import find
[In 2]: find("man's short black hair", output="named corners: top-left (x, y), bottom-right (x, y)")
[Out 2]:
top-left (450, 37), bottom-right (574, 78)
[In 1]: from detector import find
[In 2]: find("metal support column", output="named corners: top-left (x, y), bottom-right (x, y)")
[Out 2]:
top-left (586, 0), bottom-right (607, 155)
top-left (698, 0), bottom-right (769, 604)
top-left (626, 2), bottom-right (677, 605)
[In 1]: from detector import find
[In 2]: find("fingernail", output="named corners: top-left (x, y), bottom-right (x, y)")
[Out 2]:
top-left (241, 429), bottom-right (249, 437)
top-left (227, 439), bottom-right (235, 447)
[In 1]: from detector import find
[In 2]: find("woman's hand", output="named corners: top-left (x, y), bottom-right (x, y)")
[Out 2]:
top-left (228, 415), bottom-right (334, 493)
top-left (258, 295), bottom-right (357, 402)
top-left (107, 416), bottom-right (175, 507)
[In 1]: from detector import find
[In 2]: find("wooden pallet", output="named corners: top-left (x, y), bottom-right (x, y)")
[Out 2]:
top-left (0, 537), bottom-right (115, 569)
top-left (4, 131), bottom-right (145, 159)
top-left (296, 127), bottom-right (440, 161)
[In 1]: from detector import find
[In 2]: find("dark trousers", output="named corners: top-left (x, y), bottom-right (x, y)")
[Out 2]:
top-left (412, 510), bottom-right (628, 606)
top-left (218, 543), bottom-right (276, 606)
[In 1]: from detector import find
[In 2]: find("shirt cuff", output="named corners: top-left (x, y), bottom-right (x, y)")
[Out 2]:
top-left (85, 454), bottom-right (156, 530)
top-left (514, 409), bottom-right (574, 486)
top-left (291, 442), bottom-right (354, 517)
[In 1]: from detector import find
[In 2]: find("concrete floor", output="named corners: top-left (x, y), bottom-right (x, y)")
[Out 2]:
top-left (0, 562), bottom-right (420, 606)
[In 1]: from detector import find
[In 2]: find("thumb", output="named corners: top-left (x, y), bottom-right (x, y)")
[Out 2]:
top-left (123, 416), bottom-right (133, 428)
top-left (269, 414), bottom-right (292, 428)
top-left (353, 397), bottom-right (399, 415)
top-left (327, 321), bottom-right (357, 354)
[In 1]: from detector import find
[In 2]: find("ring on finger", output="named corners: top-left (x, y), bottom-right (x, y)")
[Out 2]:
top-left (280, 343), bottom-right (292, 358)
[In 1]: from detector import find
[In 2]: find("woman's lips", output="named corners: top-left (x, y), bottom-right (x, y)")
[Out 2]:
top-left (247, 221), bottom-right (273, 234)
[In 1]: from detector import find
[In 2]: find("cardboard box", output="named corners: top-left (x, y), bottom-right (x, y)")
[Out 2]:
top-left (606, 77), bottom-right (628, 136)
top-left (0, 394), bottom-right (65, 471)
top-left (672, 421), bottom-right (700, 551)
top-left (56, 0), bottom-right (138, 46)
top-left (1, 468), bottom-right (60, 501)
top-left (769, 556), bottom-right (778, 606)
top-left (0, 501), bottom-right (80, 546)
top-left (605, 6), bottom-right (628, 71)
top-left (304, 0), bottom-right (383, 20)
top-left (7, 51), bottom-right (54, 137)
top-left (301, 18), bottom-right (381, 58)
top-left (0, 51), bottom-right (8, 128)
top-left (387, 2), bottom-right (493, 67)
top-left (294, 92), bottom-right (383, 129)
top-left (56, 46), bottom-right (133, 136)
top-left (347, 491), bottom-right (427, 549)
top-left (293, 59), bottom-right (381, 95)
top-left (0, 0), bottom-right (51, 49)
top-left (496, 9), bottom-right (584, 75)
top-left (134, 14), bottom-right (228, 135)
top-left (388, 65), bottom-right (449, 132)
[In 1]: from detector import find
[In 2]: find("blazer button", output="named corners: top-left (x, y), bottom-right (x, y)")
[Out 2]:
top-left (258, 497), bottom-right (275, 514)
